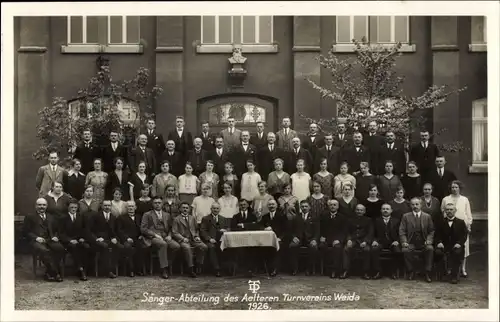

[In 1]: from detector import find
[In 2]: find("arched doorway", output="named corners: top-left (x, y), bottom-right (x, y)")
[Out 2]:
top-left (197, 95), bottom-right (277, 133)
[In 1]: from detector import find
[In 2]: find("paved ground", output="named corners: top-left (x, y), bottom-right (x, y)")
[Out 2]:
top-left (15, 247), bottom-right (488, 310)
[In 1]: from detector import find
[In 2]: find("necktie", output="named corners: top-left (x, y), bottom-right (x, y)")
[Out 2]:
top-left (269, 145), bottom-right (273, 152)
top-left (340, 134), bottom-right (344, 140)
top-left (439, 168), bottom-right (443, 177)
top-left (214, 215), bottom-right (218, 223)
top-left (41, 214), bottom-right (46, 221)
top-left (259, 133), bottom-right (262, 139)
top-left (243, 211), bottom-right (246, 220)
top-left (448, 218), bottom-right (454, 222)
top-left (285, 129), bottom-right (288, 137)
top-left (105, 213), bottom-right (109, 221)
top-left (303, 213), bottom-right (307, 220)
top-left (71, 214), bottom-right (75, 222)
top-left (184, 216), bottom-right (190, 231)
top-left (218, 149), bottom-right (222, 157)
top-left (52, 166), bottom-right (56, 173)
top-left (270, 212), bottom-right (274, 220)
top-left (295, 149), bottom-right (298, 155)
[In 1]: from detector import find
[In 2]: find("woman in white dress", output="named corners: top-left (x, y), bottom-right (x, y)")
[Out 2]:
top-left (240, 160), bottom-right (261, 202)
top-left (252, 181), bottom-right (273, 216)
top-left (333, 162), bottom-right (356, 199)
top-left (290, 159), bottom-right (312, 202)
top-left (441, 180), bottom-right (473, 277)
top-left (218, 182), bottom-right (239, 219)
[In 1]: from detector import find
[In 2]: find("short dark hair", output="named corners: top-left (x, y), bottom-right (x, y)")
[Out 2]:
top-left (180, 201), bottom-right (190, 207)
top-left (68, 198), bottom-right (79, 205)
top-left (300, 200), bottom-right (310, 206)
top-left (152, 196), bottom-right (163, 202)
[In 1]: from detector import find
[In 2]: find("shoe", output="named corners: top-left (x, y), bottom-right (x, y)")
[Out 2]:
top-left (247, 270), bottom-right (255, 278)
top-left (215, 270), bottom-right (221, 277)
top-left (330, 271), bottom-right (337, 279)
top-left (372, 272), bottom-right (382, 280)
top-left (44, 273), bottom-right (55, 282)
top-left (54, 274), bottom-right (63, 282)
top-left (362, 273), bottom-right (371, 280)
top-left (461, 272), bottom-right (468, 278)
top-left (425, 273), bottom-right (432, 283)
top-left (450, 278), bottom-right (458, 284)
top-left (407, 272), bottom-right (415, 280)
top-left (129, 271), bottom-right (135, 277)
top-left (108, 272), bottom-right (117, 279)
top-left (339, 271), bottom-right (348, 279)
top-left (291, 269), bottom-right (297, 276)
top-left (161, 268), bottom-right (169, 279)
top-left (391, 273), bottom-right (398, 280)
top-left (305, 270), bottom-right (311, 276)
top-left (80, 271), bottom-right (88, 281)
top-left (269, 270), bottom-right (277, 277)
top-left (189, 268), bottom-right (197, 278)
top-left (136, 271), bottom-right (144, 276)
top-left (196, 266), bottom-right (202, 275)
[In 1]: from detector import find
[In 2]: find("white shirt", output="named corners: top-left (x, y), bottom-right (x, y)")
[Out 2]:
top-left (39, 213), bottom-right (46, 221)
top-left (129, 214), bottom-right (135, 221)
top-left (177, 128), bottom-right (184, 136)
top-left (339, 134), bottom-right (344, 140)
top-left (213, 215), bottom-right (219, 223)
top-left (50, 165), bottom-right (57, 172)
top-left (148, 129), bottom-right (154, 136)
top-left (258, 132), bottom-right (263, 139)
top-left (325, 145), bottom-right (332, 151)
top-left (310, 136), bottom-right (316, 142)
top-left (447, 216), bottom-right (455, 227)
top-left (294, 147), bottom-right (300, 154)
top-left (228, 127), bottom-right (235, 134)
top-left (387, 143), bottom-right (394, 149)
top-left (242, 143), bottom-right (248, 151)
top-left (438, 168), bottom-right (444, 176)
top-left (69, 213), bottom-right (76, 222)
top-left (111, 142), bottom-right (118, 150)
top-left (302, 212), bottom-right (309, 220)
top-left (168, 151), bottom-right (174, 156)
top-left (284, 128), bottom-right (289, 136)
top-left (155, 210), bottom-right (162, 220)
top-left (383, 216), bottom-right (390, 225)
top-left (104, 212), bottom-right (111, 221)
top-left (422, 141), bottom-right (428, 149)
top-left (217, 148), bottom-right (223, 156)
top-left (269, 211), bottom-right (275, 220)
top-left (268, 144), bottom-right (274, 151)
top-left (241, 211), bottom-right (247, 219)
top-left (413, 211), bottom-right (421, 219)
top-left (355, 146), bottom-right (361, 152)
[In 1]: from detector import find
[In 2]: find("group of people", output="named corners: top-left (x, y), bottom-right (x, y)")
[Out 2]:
top-left (27, 116), bottom-right (473, 284)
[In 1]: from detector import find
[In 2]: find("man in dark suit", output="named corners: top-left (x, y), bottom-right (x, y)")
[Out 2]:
top-left (74, 129), bottom-right (101, 174)
top-left (250, 122), bottom-right (268, 150)
top-left (341, 131), bottom-right (370, 174)
top-left (198, 121), bottom-right (216, 152)
top-left (371, 203), bottom-right (402, 279)
top-left (363, 121), bottom-right (385, 175)
top-left (143, 119), bottom-right (166, 172)
top-left (342, 204), bottom-right (373, 279)
top-left (101, 130), bottom-right (128, 172)
top-left (128, 134), bottom-right (156, 176)
top-left (435, 203), bottom-right (468, 284)
top-left (59, 199), bottom-right (89, 281)
top-left (172, 202), bottom-right (208, 277)
top-left (302, 122), bottom-right (324, 161)
top-left (86, 200), bottom-right (123, 278)
top-left (378, 131), bottom-right (407, 175)
top-left (257, 132), bottom-right (285, 181)
top-left (275, 117), bottom-right (298, 152)
top-left (399, 198), bottom-right (435, 283)
top-left (116, 201), bottom-right (147, 277)
top-left (315, 134), bottom-right (340, 174)
top-left (140, 197), bottom-right (180, 279)
top-left (160, 140), bottom-right (185, 177)
top-left (186, 138), bottom-right (209, 176)
top-left (200, 201), bottom-right (231, 277)
top-left (319, 199), bottom-right (347, 278)
top-left (334, 122), bottom-right (352, 149)
top-left (231, 130), bottom-right (258, 177)
top-left (260, 199), bottom-right (287, 277)
top-left (426, 156), bottom-right (458, 203)
top-left (409, 130), bottom-right (440, 178)
top-left (230, 199), bottom-right (259, 276)
top-left (167, 116), bottom-right (193, 158)
top-left (287, 137), bottom-right (314, 174)
top-left (210, 136), bottom-right (231, 178)
top-left (289, 200), bottom-right (320, 276)
top-left (24, 198), bottom-right (66, 282)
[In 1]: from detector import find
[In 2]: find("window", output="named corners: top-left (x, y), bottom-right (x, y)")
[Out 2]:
top-left (62, 16), bottom-right (142, 53)
top-left (208, 103), bottom-right (266, 125)
top-left (469, 16), bottom-right (487, 52)
top-left (68, 98), bottom-right (140, 128)
top-left (472, 98), bottom-right (487, 165)
top-left (334, 16), bottom-right (415, 52)
top-left (197, 16), bottom-right (277, 53)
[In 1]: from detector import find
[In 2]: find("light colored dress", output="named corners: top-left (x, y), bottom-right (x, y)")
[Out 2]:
top-left (291, 172), bottom-right (311, 202)
top-left (241, 172), bottom-right (262, 202)
top-left (178, 174), bottom-right (199, 205)
top-left (333, 174), bottom-right (356, 198)
top-left (191, 195), bottom-right (215, 224)
top-left (218, 195), bottom-right (239, 219)
top-left (110, 200), bottom-right (128, 217)
top-left (151, 173), bottom-right (178, 198)
top-left (441, 195), bottom-right (473, 257)
top-left (199, 172), bottom-right (220, 199)
top-left (252, 193), bottom-right (273, 215)
top-left (85, 171), bottom-right (108, 204)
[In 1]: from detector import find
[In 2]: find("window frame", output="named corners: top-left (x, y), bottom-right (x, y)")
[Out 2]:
top-left (333, 15), bottom-right (416, 53)
top-left (469, 16), bottom-right (487, 52)
top-left (470, 98), bottom-right (488, 173)
top-left (197, 15), bottom-right (278, 54)
top-left (61, 15), bottom-right (143, 54)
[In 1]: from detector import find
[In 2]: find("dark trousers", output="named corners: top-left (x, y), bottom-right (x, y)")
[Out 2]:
top-left (319, 242), bottom-right (343, 273)
top-left (343, 241), bottom-right (371, 272)
top-left (122, 240), bottom-right (148, 272)
top-left (371, 244), bottom-right (402, 273)
top-left (32, 241), bottom-right (66, 275)
top-left (265, 241), bottom-right (285, 272)
top-left (402, 244), bottom-right (434, 272)
top-left (207, 241), bottom-right (223, 270)
top-left (92, 240), bottom-right (123, 273)
top-left (233, 247), bottom-right (259, 272)
top-left (435, 247), bottom-right (464, 277)
top-left (288, 240), bottom-right (319, 272)
top-left (64, 241), bottom-right (90, 273)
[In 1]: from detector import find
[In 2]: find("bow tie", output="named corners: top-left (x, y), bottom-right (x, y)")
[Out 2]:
top-left (447, 218), bottom-right (455, 222)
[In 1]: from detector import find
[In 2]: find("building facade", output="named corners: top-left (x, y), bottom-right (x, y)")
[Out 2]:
top-left (14, 16), bottom-right (488, 217)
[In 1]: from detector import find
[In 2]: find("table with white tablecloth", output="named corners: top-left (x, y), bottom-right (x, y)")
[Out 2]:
top-left (220, 231), bottom-right (280, 251)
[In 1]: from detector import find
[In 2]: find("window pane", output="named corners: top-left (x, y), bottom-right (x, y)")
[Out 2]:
top-left (473, 101), bottom-right (487, 117)
top-left (471, 16), bottom-right (485, 43)
top-left (202, 16), bottom-right (215, 43)
top-left (483, 123), bottom-right (488, 161)
top-left (126, 16), bottom-right (140, 43)
top-left (219, 16), bottom-right (232, 44)
top-left (110, 16), bottom-right (123, 43)
top-left (86, 16), bottom-right (100, 43)
top-left (242, 16), bottom-right (256, 43)
top-left (70, 16), bottom-right (83, 43)
top-left (353, 16), bottom-right (367, 42)
top-left (369, 16), bottom-right (378, 42)
top-left (233, 16), bottom-right (242, 44)
top-left (259, 16), bottom-right (273, 43)
top-left (394, 16), bottom-right (408, 43)
top-left (377, 16), bottom-right (391, 43)
top-left (337, 16), bottom-right (351, 43)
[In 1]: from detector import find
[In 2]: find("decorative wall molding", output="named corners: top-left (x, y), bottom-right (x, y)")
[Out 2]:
top-left (17, 46), bottom-right (48, 53)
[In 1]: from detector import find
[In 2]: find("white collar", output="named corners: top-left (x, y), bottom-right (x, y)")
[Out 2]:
top-left (413, 211), bottom-right (422, 216)
top-left (68, 169), bottom-right (84, 176)
top-left (177, 128), bottom-right (184, 132)
top-left (49, 164), bottom-right (58, 169)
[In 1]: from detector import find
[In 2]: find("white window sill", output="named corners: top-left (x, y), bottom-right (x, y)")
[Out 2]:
top-left (61, 44), bottom-right (144, 54)
top-left (469, 163), bottom-right (488, 173)
top-left (332, 43), bottom-right (416, 53)
top-left (196, 44), bottom-right (278, 54)
top-left (469, 43), bottom-right (487, 52)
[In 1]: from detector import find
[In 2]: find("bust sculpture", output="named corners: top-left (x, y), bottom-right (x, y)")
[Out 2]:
top-left (228, 46), bottom-right (247, 65)
top-left (227, 45), bottom-right (247, 88)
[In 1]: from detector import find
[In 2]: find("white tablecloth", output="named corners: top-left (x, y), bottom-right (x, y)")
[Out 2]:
top-left (220, 231), bottom-right (280, 251)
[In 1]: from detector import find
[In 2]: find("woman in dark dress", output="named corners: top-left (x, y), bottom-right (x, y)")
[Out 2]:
top-left (128, 161), bottom-right (152, 200)
top-left (401, 161), bottom-right (422, 200)
top-left (355, 161), bottom-right (377, 202)
top-left (135, 183), bottom-right (153, 216)
top-left (45, 181), bottom-right (72, 218)
top-left (78, 185), bottom-right (100, 215)
top-left (336, 182), bottom-right (358, 217)
top-left (420, 183), bottom-right (442, 223)
top-left (388, 186), bottom-right (411, 220)
top-left (306, 181), bottom-right (329, 219)
top-left (362, 184), bottom-right (385, 220)
top-left (106, 157), bottom-right (130, 201)
top-left (163, 184), bottom-right (181, 219)
top-left (64, 158), bottom-right (86, 200)
top-left (378, 161), bottom-right (402, 203)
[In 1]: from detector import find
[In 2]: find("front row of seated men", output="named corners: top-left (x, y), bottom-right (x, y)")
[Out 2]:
top-left (25, 196), bottom-right (467, 284)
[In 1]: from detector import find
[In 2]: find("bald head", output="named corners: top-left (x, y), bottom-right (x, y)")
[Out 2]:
top-left (36, 198), bottom-right (48, 213)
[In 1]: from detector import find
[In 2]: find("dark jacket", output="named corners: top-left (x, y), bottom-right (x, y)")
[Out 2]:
top-left (209, 148), bottom-right (231, 177)
top-left (198, 132), bottom-right (217, 151)
top-left (377, 142), bottom-right (407, 175)
top-left (340, 145), bottom-right (371, 173)
top-left (291, 212), bottom-right (320, 243)
top-left (320, 212), bottom-right (347, 244)
top-left (257, 145), bottom-right (286, 180)
top-left (409, 142), bottom-right (440, 176)
top-left (142, 130), bottom-right (166, 162)
top-left (86, 211), bottom-right (118, 242)
top-left (23, 212), bottom-right (59, 242)
top-left (167, 129), bottom-right (193, 156)
top-left (185, 149), bottom-right (210, 176)
top-left (373, 216), bottom-right (400, 247)
top-left (58, 212), bottom-right (86, 244)
top-left (425, 168), bottom-right (457, 201)
top-left (346, 215), bottom-right (373, 243)
top-left (286, 147), bottom-right (314, 173)
top-left (231, 143), bottom-right (258, 176)
top-left (74, 141), bottom-right (101, 174)
top-left (106, 170), bottom-right (131, 201)
top-left (160, 150), bottom-right (185, 177)
top-left (315, 145), bottom-right (341, 174)
top-left (435, 217), bottom-right (468, 250)
top-left (250, 132), bottom-right (268, 150)
top-left (128, 146), bottom-right (156, 175)
top-left (260, 210), bottom-right (288, 240)
top-left (230, 210), bottom-right (258, 231)
top-left (116, 213), bottom-right (143, 242)
top-left (200, 214), bottom-right (231, 242)
top-left (63, 171), bottom-right (86, 200)
top-left (101, 142), bottom-right (128, 172)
